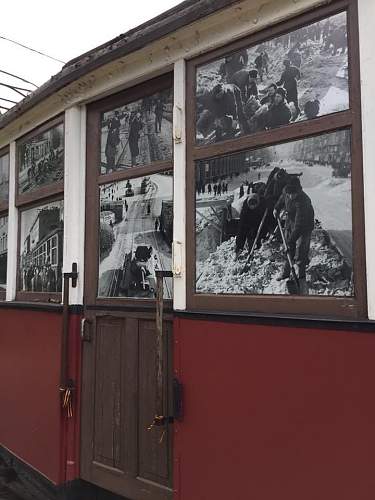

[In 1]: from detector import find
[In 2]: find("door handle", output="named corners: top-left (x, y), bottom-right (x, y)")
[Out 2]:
top-left (80, 318), bottom-right (92, 342)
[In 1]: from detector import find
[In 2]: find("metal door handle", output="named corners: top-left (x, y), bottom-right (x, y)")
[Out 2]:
top-left (80, 318), bottom-right (92, 342)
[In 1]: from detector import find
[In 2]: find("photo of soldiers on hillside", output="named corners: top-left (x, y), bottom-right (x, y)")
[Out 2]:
top-left (196, 12), bottom-right (348, 144)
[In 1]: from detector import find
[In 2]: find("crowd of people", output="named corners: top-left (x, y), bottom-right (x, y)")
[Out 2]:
top-left (196, 181), bottom-right (229, 196)
top-left (196, 15), bottom-right (347, 143)
top-left (22, 261), bottom-right (61, 293)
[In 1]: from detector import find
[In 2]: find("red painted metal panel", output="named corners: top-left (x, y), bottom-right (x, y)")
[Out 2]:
top-left (0, 309), bottom-right (82, 485)
top-left (173, 317), bottom-right (375, 500)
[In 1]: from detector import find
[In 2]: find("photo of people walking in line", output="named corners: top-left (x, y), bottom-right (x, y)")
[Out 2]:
top-left (18, 123), bottom-right (64, 194)
top-left (0, 153), bottom-right (9, 204)
top-left (19, 201), bottom-right (64, 293)
top-left (196, 12), bottom-right (348, 144)
top-left (98, 172), bottom-right (173, 299)
top-left (195, 129), bottom-right (353, 296)
top-left (100, 88), bottom-right (173, 174)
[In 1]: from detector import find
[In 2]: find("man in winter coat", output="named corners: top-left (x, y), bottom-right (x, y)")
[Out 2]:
top-left (273, 176), bottom-right (314, 280)
top-left (235, 193), bottom-right (267, 257)
top-left (265, 87), bottom-right (292, 129)
top-left (276, 59), bottom-right (301, 116)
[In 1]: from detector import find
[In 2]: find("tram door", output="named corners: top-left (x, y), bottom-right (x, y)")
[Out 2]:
top-left (80, 75), bottom-right (174, 500)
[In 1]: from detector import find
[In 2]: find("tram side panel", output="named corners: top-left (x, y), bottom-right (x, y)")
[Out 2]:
top-left (173, 317), bottom-right (375, 500)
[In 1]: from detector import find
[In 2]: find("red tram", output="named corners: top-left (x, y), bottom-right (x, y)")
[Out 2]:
top-left (1, 1), bottom-right (375, 500)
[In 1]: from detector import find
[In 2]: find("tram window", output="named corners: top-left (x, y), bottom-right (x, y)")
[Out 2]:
top-left (97, 171), bottom-right (173, 299)
top-left (17, 199), bottom-right (64, 297)
top-left (194, 11), bottom-right (348, 147)
top-left (16, 117), bottom-right (64, 205)
top-left (0, 148), bottom-right (9, 299)
top-left (0, 152), bottom-right (9, 210)
top-left (0, 215), bottom-right (8, 297)
top-left (186, 1), bottom-right (366, 318)
top-left (99, 87), bottom-right (173, 175)
top-left (194, 130), bottom-right (353, 298)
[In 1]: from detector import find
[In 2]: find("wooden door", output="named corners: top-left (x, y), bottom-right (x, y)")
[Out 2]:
top-left (81, 74), bottom-right (174, 499)
top-left (80, 312), bottom-right (173, 500)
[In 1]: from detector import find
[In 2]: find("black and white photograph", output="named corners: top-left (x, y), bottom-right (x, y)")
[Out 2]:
top-left (195, 129), bottom-right (353, 296)
top-left (18, 123), bottom-right (64, 194)
top-left (19, 200), bottom-right (64, 293)
top-left (98, 171), bottom-right (173, 298)
top-left (0, 215), bottom-right (7, 292)
top-left (196, 12), bottom-right (348, 144)
top-left (0, 153), bottom-right (9, 204)
top-left (100, 88), bottom-right (173, 174)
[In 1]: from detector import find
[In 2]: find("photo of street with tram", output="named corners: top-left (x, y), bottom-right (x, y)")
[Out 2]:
top-left (196, 12), bottom-right (348, 144)
top-left (19, 201), bottom-right (64, 293)
top-left (0, 215), bottom-right (7, 292)
top-left (195, 129), bottom-right (353, 296)
top-left (18, 123), bottom-right (64, 194)
top-left (100, 88), bottom-right (173, 174)
top-left (98, 172), bottom-right (173, 299)
top-left (0, 153), bottom-right (9, 204)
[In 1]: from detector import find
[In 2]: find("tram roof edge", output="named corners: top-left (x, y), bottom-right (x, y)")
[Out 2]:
top-left (0, 0), bottom-right (242, 131)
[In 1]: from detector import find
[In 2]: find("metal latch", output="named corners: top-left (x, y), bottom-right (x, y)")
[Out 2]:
top-left (80, 317), bottom-right (92, 342)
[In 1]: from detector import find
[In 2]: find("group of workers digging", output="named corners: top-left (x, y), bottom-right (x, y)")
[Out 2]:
top-left (235, 167), bottom-right (315, 287)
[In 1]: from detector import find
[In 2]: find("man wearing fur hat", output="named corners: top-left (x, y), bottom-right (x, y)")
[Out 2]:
top-left (265, 87), bottom-right (292, 129)
top-left (273, 176), bottom-right (315, 280)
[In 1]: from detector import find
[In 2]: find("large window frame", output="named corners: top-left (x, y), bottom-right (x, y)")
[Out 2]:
top-left (0, 146), bottom-right (9, 301)
top-left (185, 0), bottom-right (367, 319)
top-left (15, 116), bottom-right (65, 302)
top-left (85, 73), bottom-right (174, 309)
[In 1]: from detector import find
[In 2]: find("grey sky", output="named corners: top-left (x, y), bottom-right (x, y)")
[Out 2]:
top-left (0, 0), bottom-right (182, 110)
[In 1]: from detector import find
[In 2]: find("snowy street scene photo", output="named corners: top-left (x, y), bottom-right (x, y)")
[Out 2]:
top-left (18, 123), bottom-right (64, 194)
top-left (100, 88), bottom-right (173, 174)
top-left (98, 172), bottom-right (173, 299)
top-left (195, 130), bottom-right (353, 296)
top-left (196, 12), bottom-right (348, 144)
top-left (0, 153), bottom-right (9, 204)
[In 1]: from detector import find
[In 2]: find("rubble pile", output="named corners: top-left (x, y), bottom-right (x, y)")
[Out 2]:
top-left (196, 228), bottom-right (352, 296)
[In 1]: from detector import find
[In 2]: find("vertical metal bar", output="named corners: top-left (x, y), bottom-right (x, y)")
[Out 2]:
top-left (155, 273), bottom-right (164, 418)
top-left (60, 274), bottom-right (70, 389)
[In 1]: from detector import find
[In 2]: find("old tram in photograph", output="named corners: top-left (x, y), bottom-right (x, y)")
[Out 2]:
top-left (1, 0), bottom-right (375, 499)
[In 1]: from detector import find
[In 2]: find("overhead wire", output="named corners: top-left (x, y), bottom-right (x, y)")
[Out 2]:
top-left (0, 69), bottom-right (37, 87)
top-left (0, 35), bottom-right (66, 64)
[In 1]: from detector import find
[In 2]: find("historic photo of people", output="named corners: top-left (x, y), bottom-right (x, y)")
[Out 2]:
top-left (0, 215), bottom-right (7, 292)
top-left (18, 123), bottom-right (64, 194)
top-left (98, 172), bottom-right (173, 298)
top-left (195, 130), bottom-right (353, 296)
top-left (19, 200), bottom-right (64, 293)
top-left (0, 152), bottom-right (9, 204)
top-left (196, 12), bottom-right (348, 144)
top-left (100, 88), bottom-right (173, 174)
